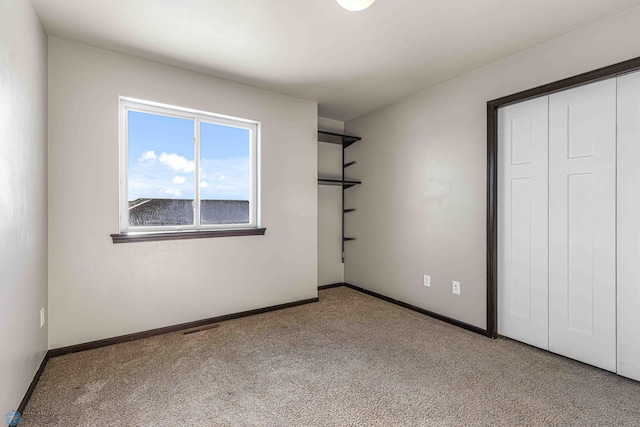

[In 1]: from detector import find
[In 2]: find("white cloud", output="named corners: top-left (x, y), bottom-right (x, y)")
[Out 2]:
top-left (129, 156), bottom-right (249, 201)
top-left (138, 150), bottom-right (157, 163)
top-left (199, 157), bottom-right (250, 200)
top-left (173, 176), bottom-right (186, 184)
top-left (164, 188), bottom-right (183, 197)
top-left (159, 153), bottom-right (195, 173)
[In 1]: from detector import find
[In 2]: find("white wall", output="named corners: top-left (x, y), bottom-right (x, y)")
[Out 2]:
top-left (0, 0), bottom-right (48, 414)
top-left (317, 117), bottom-right (344, 285)
top-left (48, 39), bottom-right (318, 348)
top-left (345, 7), bottom-right (640, 329)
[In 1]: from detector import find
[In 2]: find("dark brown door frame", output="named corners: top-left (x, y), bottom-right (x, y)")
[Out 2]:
top-left (486, 56), bottom-right (640, 338)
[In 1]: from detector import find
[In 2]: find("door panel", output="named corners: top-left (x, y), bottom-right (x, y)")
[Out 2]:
top-left (566, 173), bottom-right (595, 334)
top-left (548, 79), bottom-right (617, 372)
top-left (617, 71), bottom-right (640, 382)
top-left (498, 96), bottom-right (549, 350)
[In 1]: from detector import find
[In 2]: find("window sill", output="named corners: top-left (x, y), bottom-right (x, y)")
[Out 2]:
top-left (111, 228), bottom-right (266, 244)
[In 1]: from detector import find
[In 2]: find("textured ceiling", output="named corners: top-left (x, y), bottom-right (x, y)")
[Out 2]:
top-left (32, 0), bottom-right (640, 121)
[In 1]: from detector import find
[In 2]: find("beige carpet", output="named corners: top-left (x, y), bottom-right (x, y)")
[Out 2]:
top-left (22, 287), bottom-right (640, 426)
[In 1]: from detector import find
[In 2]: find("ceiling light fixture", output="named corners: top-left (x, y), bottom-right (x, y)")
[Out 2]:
top-left (336, 0), bottom-right (376, 12)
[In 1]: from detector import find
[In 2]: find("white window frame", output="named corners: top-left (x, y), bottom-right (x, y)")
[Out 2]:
top-left (119, 97), bottom-right (260, 233)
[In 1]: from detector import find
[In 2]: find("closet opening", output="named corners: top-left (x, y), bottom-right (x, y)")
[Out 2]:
top-left (487, 56), bottom-right (640, 339)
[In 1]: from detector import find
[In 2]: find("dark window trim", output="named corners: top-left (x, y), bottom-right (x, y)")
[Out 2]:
top-left (111, 227), bottom-right (266, 243)
top-left (486, 55), bottom-right (640, 339)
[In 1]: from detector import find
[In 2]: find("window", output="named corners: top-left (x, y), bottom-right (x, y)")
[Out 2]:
top-left (118, 98), bottom-right (259, 237)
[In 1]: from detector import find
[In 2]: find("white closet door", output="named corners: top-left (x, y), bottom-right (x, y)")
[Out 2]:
top-left (498, 96), bottom-right (549, 350)
top-left (617, 71), bottom-right (640, 382)
top-left (548, 79), bottom-right (617, 372)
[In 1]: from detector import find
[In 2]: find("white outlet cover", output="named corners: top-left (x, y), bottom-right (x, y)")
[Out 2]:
top-left (424, 274), bottom-right (431, 287)
top-left (40, 307), bottom-right (45, 327)
top-left (452, 281), bottom-right (461, 295)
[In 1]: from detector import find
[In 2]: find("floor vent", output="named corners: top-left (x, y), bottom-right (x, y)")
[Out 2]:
top-left (182, 324), bottom-right (220, 335)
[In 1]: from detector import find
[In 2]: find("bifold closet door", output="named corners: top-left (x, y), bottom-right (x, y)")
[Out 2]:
top-left (617, 71), bottom-right (640, 382)
top-left (498, 97), bottom-right (549, 350)
top-left (548, 79), bottom-right (617, 372)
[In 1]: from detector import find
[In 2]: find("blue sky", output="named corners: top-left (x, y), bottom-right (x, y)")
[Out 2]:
top-left (128, 110), bottom-right (250, 201)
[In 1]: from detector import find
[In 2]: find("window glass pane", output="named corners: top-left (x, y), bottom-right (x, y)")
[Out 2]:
top-left (127, 110), bottom-right (195, 227)
top-left (199, 122), bottom-right (251, 225)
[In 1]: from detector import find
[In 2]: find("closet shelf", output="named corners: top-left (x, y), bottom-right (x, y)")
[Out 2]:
top-left (318, 130), bottom-right (361, 148)
top-left (317, 130), bottom-right (362, 264)
top-left (318, 178), bottom-right (361, 188)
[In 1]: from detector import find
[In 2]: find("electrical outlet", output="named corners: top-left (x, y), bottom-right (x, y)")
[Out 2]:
top-left (424, 274), bottom-right (431, 287)
top-left (40, 307), bottom-right (45, 328)
top-left (452, 281), bottom-right (461, 295)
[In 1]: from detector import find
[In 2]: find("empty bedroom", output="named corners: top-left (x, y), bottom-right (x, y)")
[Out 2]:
top-left (2, 0), bottom-right (640, 425)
